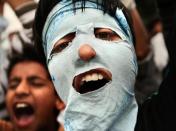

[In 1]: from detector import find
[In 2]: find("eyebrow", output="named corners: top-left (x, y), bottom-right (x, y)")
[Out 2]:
top-left (9, 76), bottom-right (47, 82)
top-left (27, 76), bottom-right (47, 82)
top-left (9, 77), bottom-right (21, 83)
top-left (54, 32), bottom-right (76, 46)
top-left (94, 28), bottom-right (119, 34)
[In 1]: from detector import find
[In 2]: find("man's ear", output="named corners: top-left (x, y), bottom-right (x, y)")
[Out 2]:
top-left (55, 98), bottom-right (65, 111)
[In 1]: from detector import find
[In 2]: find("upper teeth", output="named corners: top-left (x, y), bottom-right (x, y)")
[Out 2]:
top-left (16, 103), bottom-right (28, 108)
top-left (82, 73), bottom-right (104, 82)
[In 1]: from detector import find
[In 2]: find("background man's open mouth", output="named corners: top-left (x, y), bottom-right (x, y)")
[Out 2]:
top-left (13, 102), bottom-right (35, 127)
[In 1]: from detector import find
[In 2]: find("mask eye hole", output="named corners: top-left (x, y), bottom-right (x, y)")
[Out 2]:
top-left (94, 28), bottom-right (121, 41)
top-left (51, 32), bottom-right (75, 55)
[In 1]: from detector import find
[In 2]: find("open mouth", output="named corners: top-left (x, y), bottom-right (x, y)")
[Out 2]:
top-left (73, 68), bottom-right (112, 94)
top-left (13, 102), bottom-right (34, 127)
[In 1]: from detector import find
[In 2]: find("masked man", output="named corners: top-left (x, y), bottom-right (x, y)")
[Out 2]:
top-left (33, 0), bottom-right (176, 131)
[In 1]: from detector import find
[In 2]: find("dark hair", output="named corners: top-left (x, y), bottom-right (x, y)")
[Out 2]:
top-left (33, 0), bottom-right (135, 63)
top-left (6, 44), bottom-right (51, 80)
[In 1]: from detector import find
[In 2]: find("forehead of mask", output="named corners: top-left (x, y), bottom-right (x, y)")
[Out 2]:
top-left (44, 8), bottom-right (130, 60)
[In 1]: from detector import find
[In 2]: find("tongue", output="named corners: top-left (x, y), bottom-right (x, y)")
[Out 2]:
top-left (16, 115), bottom-right (34, 128)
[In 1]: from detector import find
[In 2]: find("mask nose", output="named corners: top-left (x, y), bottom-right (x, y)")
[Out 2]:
top-left (78, 44), bottom-right (96, 61)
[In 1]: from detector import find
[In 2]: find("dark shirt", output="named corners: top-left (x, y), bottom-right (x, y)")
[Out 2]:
top-left (135, 0), bottom-right (176, 130)
top-left (135, 71), bottom-right (176, 131)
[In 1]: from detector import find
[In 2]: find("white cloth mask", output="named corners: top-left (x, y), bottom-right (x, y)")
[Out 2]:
top-left (43, 1), bottom-right (138, 131)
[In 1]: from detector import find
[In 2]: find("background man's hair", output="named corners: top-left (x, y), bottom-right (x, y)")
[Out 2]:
top-left (6, 43), bottom-right (51, 80)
